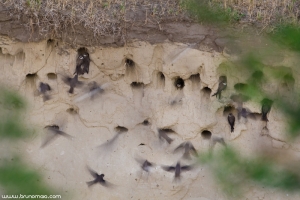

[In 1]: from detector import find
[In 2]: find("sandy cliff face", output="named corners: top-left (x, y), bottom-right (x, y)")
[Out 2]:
top-left (0, 35), bottom-right (299, 200)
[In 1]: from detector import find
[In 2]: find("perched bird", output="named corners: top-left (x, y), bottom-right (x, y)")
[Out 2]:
top-left (86, 166), bottom-right (113, 188)
top-left (74, 49), bottom-right (90, 75)
top-left (62, 74), bottom-right (83, 94)
top-left (261, 98), bottom-right (273, 122)
top-left (158, 128), bottom-right (174, 144)
top-left (227, 113), bottom-right (235, 132)
top-left (41, 125), bottom-right (73, 148)
top-left (162, 161), bottom-right (193, 181)
top-left (135, 156), bottom-right (155, 172)
top-left (212, 76), bottom-right (227, 99)
top-left (38, 82), bottom-right (51, 101)
top-left (173, 141), bottom-right (198, 159)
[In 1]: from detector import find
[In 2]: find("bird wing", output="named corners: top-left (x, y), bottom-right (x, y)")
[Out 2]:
top-left (87, 166), bottom-right (98, 179)
top-left (56, 130), bottom-right (73, 139)
top-left (162, 166), bottom-right (176, 172)
top-left (189, 145), bottom-right (198, 156)
top-left (173, 142), bottom-right (185, 153)
top-left (181, 165), bottom-right (192, 171)
top-left (40, 131), bottom-right (59, 148)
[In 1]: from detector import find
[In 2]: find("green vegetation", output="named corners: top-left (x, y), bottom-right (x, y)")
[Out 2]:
top-left (0, 88), bottom-right (60, 199)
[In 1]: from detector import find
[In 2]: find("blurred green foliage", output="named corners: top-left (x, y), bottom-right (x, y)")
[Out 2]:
top-left (184, 0), bottom-right (300, 198)
top-left (0, 88), bottom-right (59, 198)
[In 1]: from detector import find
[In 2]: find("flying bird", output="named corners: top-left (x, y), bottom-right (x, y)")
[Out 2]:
top-left (41, 125), bottom-right (73, 148)
top-left (62, 74), bottom-right (83, 94)
top-left (86, 166), bottom-right (113, 188)
top-left (173, 141), bottom-right (198, 159)
top-left (98, 126), bottom-right (128, 150)
top-left (212, 76), bottom-right (227, 99)
top-left (210, 136), bottom-right (227, 151)
top-left (38, 82), bottom-right (51, 101)
top-left (238, 107), bottom-right (256, 120)
top-left (158, 128), bottom-right (174, 144)
top-left (135, 156), bottom-right (155, 172)
top-left (162, 161), bottom-right (193, 181)
top-left (261, 98), bottom-right (273, 122)
top-left (227, 113), bottom-right (235, 132)
top-left (74, 81), bottom-right (109, 102)
top-left (74, 50), bottom-right (90, 75)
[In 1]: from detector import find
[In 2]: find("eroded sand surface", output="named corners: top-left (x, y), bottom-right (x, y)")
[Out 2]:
top-left (0, 35), bottom-right (300, 200)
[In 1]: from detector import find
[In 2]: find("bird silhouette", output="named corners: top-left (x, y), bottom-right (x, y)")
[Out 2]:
top-left (62, 74), bottom-right (83, 94)
top-left (227, 113), bottom-right (235, 132)
top-left (38, 82), bottom-right (51, 101)
top-left (158, 128), bottom-right (174, 144)
top-left (135, 156), bottom-right (155, 172)
top-left (210, 136), bottom-right (227, 151)
top-left (41, 125), bottom-right (73, 148)
top-left (86, 166), bottom-right (113, 188)
top-left (173, 141), bottom-right (198, 159)
top-left (74, 49), bottom-right (90, 75)
top-left (212, 76), bottom-right (227, 99)
top-left (162, 161), bottom-right (193, 181)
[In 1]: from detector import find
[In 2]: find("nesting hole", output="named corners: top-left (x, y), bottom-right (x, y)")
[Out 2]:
top-left (47, 73), bottom-right (57, 80)
top-left (223, 105), bottom-right (235, 116)
top-left (77, 47), bottom-right (88, 54)
top-left (139, 143), bottom-right (145, 146)
top-left (130, 82), bottom-right (144, 88)
top-left (201, 87), bottom-right (212, 96)
top-left (190, 73), bottom-right (200, 82)
top-left (201, 130), bottom-right (212, 139)
top-left (26, 73), bottom-right (37, 86)
top-left (115, 126), bottom-right (128, 133)
top-left (142, 120), bottom-right (150, 125)
top-left (125, 58), bottom-right (135, 67)
top-left (174, 77), bottom-right (185, 89)
top-left (66, 108), bottom-right (77, 115)
top-left (160, 128), bottom-right (175, 133)
top-left (156, 71), bottom-right (165, 89)
top-left (26, 73), bottom-right (37, 79)
top-left (47, 39), bottom-right (54, 46)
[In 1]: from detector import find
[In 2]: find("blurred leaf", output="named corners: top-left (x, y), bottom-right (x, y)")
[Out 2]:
top-left (0, 119), bottom-right (27, 138)
top-left (0, 88), bottom-right (26, 110)
top-left (183, 0), bottom-right (231, 25)
top-left (0, 157), bottom-right (56, 195)
top-left (271, 24), bottom-right (300, 51)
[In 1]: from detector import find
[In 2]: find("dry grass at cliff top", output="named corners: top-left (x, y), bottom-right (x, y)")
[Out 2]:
top-left (1, 0), bottom-right (300, 39)
top-left (211, 0), bottom-right (300, 26)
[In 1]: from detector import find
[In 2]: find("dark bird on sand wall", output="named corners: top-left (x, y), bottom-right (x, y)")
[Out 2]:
top-left (212, 76), bottom-right (227, 99)
top-left (158, 128), bottom-right (174, 144)
top-left (261, 98), bottom-right (273, 122)
top-left (173, 141), bottom-right (198, 159)
top-left (162, 161), bottom-right (193, 181)
top-left (38, 82), bottom-right (51, 101)
top-left (227, 113), bottom-right (235, 132)
top-left (74, 49), bottom-right (90, 75)
top-left (135, 157), bottom-right (155, 172)
top-left (41, 125), bottom-right (73, 148)
top-left (86, 166), bottom-right (113, 188)
top-left (62, 74), bottom-right (83, 94)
